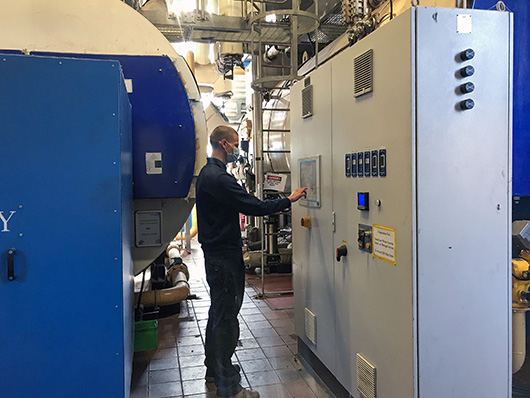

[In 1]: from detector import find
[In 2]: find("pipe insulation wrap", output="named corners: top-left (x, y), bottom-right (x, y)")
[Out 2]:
top-left (513, 309), bottom-right (527, 374)
top-left (135, 264), bottom-right (190, 307)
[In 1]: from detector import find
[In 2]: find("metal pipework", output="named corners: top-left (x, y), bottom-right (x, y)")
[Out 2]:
top-left (135, 262), bottom-right (190, 307)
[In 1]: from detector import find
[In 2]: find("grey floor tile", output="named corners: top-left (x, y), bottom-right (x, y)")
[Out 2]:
top-left (176, 327), bottom-right (201, 337)
top-left (243, 314), bottom-right (267, 323)
top-left (178, 344), bottom-right (205, 357)
top-left (149, 357), bottom-right (180, 371)
top-left (269, 318), bottom-right (294, 328)
top-left (236, 348), bottom-right (266, 361)
top-left (246, 321), bottom-right (271, 331)
top-left (158, 338), bottom-right (177, 349)
top-left (239, 329), bottom-right (254, 339)
top-left (240, 307), bottom-right (262, 315)
top-left (274, 325), bottom-right (295, 337)
top-left (177, 336), bottom-right (203, 346)
top-left (280, 334), bottom-right (297, 344)
top-left (245, 370), bottom-right (281, 387)
top-left (251, 384), bottom-right (291, 398)
top-left (263, 311), bottom-right (289, 320)
top-left (153, 348), bottom-right (178, 360)
top-left (275, 368), bottom-right (303, 383)
top-left (267, 356), bottom-right (296, 370)
top-left (132, 365), bottom-right (149, 387)
top-left (283, 379), bottom-right (316, 397)
top-left (149, 369), bottom-right (181, 384)
top-left (261, 345), bottom-right (292, 358)
top-left (236, 338), bottom-right (260, 350)
top-left (131, 384), bottom-right (148, 398)
top-left (251, 328), bottom-right (280, 338)
top-left (184, 393), bottom-right (217, 398)
top-left (256, 335), bottom-right (285, 347)
top-left (179, 355), bottom-right (206, 368)
top-left (182, 379), bottom-right (216, 396)
top-left (180, 365), bottom-right (206, 381)
top-left (239, 358), bottom-right (273, 373)
top-left (149, 381), bottom-right (183, 398)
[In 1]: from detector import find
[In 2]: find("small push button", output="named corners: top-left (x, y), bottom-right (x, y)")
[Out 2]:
top-left (459, 82), bottom-right (475, 94)
top-left (460, 99), bottom-right (475, 110)
top-left (459, 65), bottom-right (475, 77)
top-left (460, 48), bottom-right (475, 61)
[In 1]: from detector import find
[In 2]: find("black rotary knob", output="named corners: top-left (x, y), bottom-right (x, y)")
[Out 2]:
top-left (459, 82), bottom-right (475, 94)
top-left (460, 48), bottom-right (475, 61)
top-left (460, 99), bottom-right (475, 110)
top-left (459, 65), bottom-right (475, 77)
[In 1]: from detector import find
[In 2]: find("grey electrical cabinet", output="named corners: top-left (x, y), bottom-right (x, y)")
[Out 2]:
top-left (291, 7), bottom-right (512, 398)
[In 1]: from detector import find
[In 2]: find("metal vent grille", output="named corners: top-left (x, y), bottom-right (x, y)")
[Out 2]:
top-left (302, 85), bottom-right (313, 119)
top-left (304, 308), bottom-right (317, 344)
top-left (353, 49), bottom-right (373, 98)
top-left (356, 353), bottom-right (376, 398)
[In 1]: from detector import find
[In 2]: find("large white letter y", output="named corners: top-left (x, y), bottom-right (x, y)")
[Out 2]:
top-left (0, 211), bottom-right (16, 232)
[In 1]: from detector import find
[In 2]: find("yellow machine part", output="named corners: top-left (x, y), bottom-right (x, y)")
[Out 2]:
top-left (512, 258), bottom-right (530, 308)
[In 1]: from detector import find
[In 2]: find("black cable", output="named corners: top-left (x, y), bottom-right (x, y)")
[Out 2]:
top-left (512, 272), bottom-right (530, 281)
top-left (390, 0), bottom-right (393, 20)
top-left (136, 267), bottom-right (148, 318)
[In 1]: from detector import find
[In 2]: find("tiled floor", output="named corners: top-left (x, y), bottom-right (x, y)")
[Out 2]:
top-left (131, 244), bottom-right (336, 398)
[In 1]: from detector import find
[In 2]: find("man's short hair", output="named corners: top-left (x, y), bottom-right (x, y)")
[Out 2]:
top-left (210, 125), bottom-right (237, 149)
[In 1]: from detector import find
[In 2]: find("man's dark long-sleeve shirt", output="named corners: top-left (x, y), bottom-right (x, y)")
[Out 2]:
top-left (196, 157), bottom-right (291, 254)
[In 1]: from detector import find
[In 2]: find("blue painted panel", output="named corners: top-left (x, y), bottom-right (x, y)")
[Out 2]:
top-left (29, 51), bottom-right (196, 199)
top-left (0, 55), bottom-right (132, 398)
top-left (473, 2), bottom-right (530, 195)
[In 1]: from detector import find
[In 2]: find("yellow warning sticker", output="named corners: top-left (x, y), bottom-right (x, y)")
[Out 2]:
top-left (372, 225), bottom-right (396, 265)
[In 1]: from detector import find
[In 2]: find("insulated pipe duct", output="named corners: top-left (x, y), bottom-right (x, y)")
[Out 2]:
top-left (135, 263), bottom-right (190, 307)
top-left (513, 309), bottom-right (527, 374)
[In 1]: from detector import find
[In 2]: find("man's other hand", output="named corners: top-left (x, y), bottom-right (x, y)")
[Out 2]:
top-left (288, 187), bottom-right (308, 203)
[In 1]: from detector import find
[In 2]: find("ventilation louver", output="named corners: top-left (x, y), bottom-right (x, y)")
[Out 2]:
top-left (353, 49), bottom-right (373, 98)
top-left (356, 353), bottom-right (376, 398)
top-left (304, 308), bottom-right (316, 344)
top-left (302, 85), bottom-right (313, 119)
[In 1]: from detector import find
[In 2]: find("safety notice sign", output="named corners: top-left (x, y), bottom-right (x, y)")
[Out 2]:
top-left (372, 225), bottom-right (396, 265)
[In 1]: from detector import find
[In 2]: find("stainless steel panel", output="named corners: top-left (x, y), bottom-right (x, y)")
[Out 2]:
top-left (415, 7), bottom-right (511, 397)
top-left (331, 10), bottom-right (415, 397)
top-left (291, 61), bottom-right (336, 372)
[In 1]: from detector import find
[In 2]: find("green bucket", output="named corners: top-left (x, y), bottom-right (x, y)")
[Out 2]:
top-left (134, 320), bottom-right (158, 352)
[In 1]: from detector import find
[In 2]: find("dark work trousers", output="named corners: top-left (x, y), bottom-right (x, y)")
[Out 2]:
top-left (203, 250), bottom-right (245, 397)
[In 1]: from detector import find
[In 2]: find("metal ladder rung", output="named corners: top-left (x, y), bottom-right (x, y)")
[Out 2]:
top-left (262, 129), bottom-right (290, 132)
top-left (263, 150), bottom-right (290, 153)
top-left (262, 108), bottom-right (290, 111)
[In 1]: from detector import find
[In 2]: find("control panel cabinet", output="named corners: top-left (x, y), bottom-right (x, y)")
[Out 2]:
top-left (291, 7), bottom-right (512, 398)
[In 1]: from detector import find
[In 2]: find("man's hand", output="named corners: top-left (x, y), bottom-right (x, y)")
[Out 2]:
top-left (288, 187), bottom-right (308, 203)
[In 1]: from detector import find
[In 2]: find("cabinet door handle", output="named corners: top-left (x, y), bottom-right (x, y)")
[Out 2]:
top-left (7, 248), bottom-right (16, 281)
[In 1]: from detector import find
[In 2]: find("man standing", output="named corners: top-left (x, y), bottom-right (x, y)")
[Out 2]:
top-left (196, 125), bottom-right (307, 398)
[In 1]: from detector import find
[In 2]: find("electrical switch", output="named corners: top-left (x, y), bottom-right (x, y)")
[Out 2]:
top-left (358, 224), bottom-right (372, 253)
top-left (301, 217), bottom-right (312, 228)
top-left (336, 244), bottom-right (348, 262)
top-left (459, 48), bottom-right (475, 61)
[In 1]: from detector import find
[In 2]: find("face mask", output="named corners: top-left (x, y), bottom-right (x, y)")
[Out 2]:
top-left (226, 142), bottom-right (240, 163)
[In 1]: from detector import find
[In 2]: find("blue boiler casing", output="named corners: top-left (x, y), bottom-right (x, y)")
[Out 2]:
top-left (0, 55), bottom-right (133, 398)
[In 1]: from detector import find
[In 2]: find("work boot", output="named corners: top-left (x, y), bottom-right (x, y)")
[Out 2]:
top-left (219, 388), bottom-right (260, 398)
top-left (204, 364), bottom-right (241, 383)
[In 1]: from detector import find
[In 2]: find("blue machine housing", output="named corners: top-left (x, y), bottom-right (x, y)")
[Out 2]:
top-left (474, 1), bottom-right (530, 196)
top-left (0, 54), bottom-right (133, 398)
top-left (27, 51), bottom-right (197, 200)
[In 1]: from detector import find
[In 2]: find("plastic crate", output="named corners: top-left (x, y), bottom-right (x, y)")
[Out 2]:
top-left (134, 320), bottom-right (158, 352)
